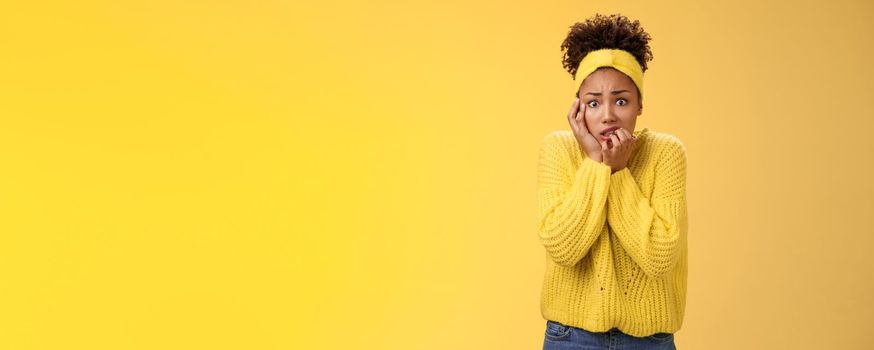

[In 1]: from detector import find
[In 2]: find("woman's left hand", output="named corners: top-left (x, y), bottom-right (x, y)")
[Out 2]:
top-left (600, 127), bottom-right (637, 173)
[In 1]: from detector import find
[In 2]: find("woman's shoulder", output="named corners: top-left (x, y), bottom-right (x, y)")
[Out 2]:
top-left (539, 130), bottom-right (579, 156)
top-left (642, 128), bottom-right (687, 158)
top-left (538, 130), bottom-right (581, 165)
top-left (538, 128), bottom-right (686, 160)
top-left (640, 129), bottom-right (687, 175)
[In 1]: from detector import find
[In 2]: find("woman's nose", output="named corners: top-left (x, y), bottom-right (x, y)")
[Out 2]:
top-left (601, 104), bottom-right (617, 122)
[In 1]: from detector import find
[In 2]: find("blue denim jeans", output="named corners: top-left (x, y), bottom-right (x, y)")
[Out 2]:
top-left (542, 320), bottom-right (676, 350)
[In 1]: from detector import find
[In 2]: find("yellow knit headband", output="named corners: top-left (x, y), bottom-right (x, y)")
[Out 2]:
top-left (574, 48), bottom-right (644, 97)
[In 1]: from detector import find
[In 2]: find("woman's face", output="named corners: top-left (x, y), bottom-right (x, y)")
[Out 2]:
top-left (576, 67), bottom-right (643, 142)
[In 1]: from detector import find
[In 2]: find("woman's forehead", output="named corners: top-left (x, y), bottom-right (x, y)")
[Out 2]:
top-left (580, 68), bottom-right (635, 87)
top-left (578, 68), bottom-right (637, 95)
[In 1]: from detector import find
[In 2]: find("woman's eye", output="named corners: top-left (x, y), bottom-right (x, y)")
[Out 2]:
top-left (587, 100), bottom-right (598, 108)
top-left (616, 98), bottom-right (627, 106)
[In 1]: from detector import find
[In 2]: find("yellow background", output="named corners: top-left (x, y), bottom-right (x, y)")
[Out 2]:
top-left (1, 0), bottom-right (872, 349)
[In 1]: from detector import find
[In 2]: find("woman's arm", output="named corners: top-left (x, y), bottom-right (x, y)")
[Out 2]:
top-left (606, 139), bottom-right (688, 278)
top-left (537, 131), bottom-right (612, 267)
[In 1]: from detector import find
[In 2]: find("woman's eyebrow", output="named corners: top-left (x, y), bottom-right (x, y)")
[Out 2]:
top-left (584, 89), bottom-right (630, 96)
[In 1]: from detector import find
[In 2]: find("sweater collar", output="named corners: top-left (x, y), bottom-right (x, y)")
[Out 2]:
top-left (633, 127), bottom-right (649, 138)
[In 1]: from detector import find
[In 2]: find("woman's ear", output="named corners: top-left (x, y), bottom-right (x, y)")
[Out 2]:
top-left (637, 91), bottom-right (644, 116)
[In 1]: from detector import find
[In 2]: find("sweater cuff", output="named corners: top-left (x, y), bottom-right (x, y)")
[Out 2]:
top-left (581, 155), bottom-right (611, 174)
top-left (607, 167), bottom-right (655, 225)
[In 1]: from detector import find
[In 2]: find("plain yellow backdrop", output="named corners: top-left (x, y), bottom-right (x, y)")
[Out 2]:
top-left (1, 0), bottom-right (872, 349)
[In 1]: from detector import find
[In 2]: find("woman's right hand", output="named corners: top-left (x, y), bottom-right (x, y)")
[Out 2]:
top-left (567, 98), bottom-right (602, 161)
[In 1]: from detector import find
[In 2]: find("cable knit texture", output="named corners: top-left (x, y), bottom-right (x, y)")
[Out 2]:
top-left (537, 127), bottom-right (688, 337)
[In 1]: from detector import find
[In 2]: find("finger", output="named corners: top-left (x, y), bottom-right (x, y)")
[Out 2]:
top-left (621, 128), bottom-right (637, 149)
top-left (616, 128), bottom-right (630, 143)
top-left (624, 128), bottom-right (636, 142)
top-left (579, 103), bottom-right (590, 132)
top-left (568, 98), bottom-right (580, 121)
top-left (627, 131), bottom-right (637, 148)
top-left (610, 133), bottom-right (621, 149)
top-left (575, 100), bottom-right (583, 121)
top-left (617, 128), bottom-right (634, 150)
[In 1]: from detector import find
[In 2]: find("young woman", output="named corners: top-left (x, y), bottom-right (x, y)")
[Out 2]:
top-left (537, 13), bottom-right (688, 350)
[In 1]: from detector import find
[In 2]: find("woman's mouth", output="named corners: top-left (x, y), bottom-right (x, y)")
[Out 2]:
top-left (599, 128), bottom-right (618, 140)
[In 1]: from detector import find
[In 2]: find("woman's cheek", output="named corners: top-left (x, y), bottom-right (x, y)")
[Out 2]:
top-left (585, 117), bottom-right (595, 133)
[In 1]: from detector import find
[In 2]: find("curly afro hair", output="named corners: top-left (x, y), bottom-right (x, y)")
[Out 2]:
top-left (560, 13), bottom-right (653, 80)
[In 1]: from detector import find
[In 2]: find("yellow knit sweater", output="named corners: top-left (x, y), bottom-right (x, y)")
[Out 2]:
top-left (536, 127), bottom-right (688, 337)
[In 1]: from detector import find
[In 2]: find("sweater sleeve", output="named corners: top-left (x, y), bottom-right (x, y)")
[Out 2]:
top-left (537, 132), bottom-right (612, 267)
top-left (606, 139), bottom-right (688, 278)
